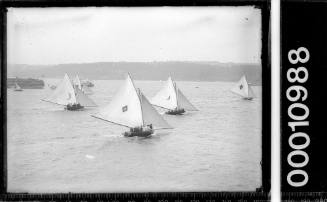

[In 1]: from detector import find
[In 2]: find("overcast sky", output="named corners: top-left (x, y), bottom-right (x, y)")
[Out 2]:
top-left (7, 7), bottom-right (261, 65)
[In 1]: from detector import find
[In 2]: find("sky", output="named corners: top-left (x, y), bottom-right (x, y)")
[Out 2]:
top-left (7, 7), bottom-right (261, 65)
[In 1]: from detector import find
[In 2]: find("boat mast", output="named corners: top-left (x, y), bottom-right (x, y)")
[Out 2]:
top-left (138, 89), bottom-right (145, 127)
top-left (173, 80), bottom-right (179, 110)
top-left (244, 75), bottom-right (249, 98)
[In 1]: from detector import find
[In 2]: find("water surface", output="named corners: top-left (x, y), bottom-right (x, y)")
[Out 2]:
top-left (7, 80), bottom-right (262, 192)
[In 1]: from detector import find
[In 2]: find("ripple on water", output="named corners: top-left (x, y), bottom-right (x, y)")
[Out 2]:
top-left (7, 80), bottom-right (262, 192)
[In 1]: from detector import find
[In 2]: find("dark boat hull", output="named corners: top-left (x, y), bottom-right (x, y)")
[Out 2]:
top-left (123, 129), bottom-right (153, 137)
top-left (82, 81), bottom-right (94, 87)
top-left (165, 109), bottom-right (185, 115)
top-left (65, 104), bottom-right (84, 111)
top-left (243, 97), bottom-right (253, 100)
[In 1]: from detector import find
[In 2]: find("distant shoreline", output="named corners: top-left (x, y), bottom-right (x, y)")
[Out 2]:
top-left (8, 61), bottom-right (262, 85)
top-left (40, 78), bottom-right (262, 86)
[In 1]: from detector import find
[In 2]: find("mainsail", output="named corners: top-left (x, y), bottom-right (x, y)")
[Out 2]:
top-left (151, 77), bottom-right (198, 111)
top-left (93, 74), bottom-right (172, 129)
top-left (230, 75), bottom-right (255, 99)
top-left (81, 85), bottom-right (93, 95)
top-left (150, 77), bottom-right (177, 110)
top-left (176, 88), bottom-right (198, 111)
top-left (75, 88), bottom-right (97, 107)
top-left (14, 83), bottom-right (22, 90)
top-left (139, 92), bottom-right (172, 129)
top-left (74, 75), bottom-right (93, 95)
top-left (42, 74), bottom-right (77, 105)
top-left (74, 75), bottom-right (82, 90)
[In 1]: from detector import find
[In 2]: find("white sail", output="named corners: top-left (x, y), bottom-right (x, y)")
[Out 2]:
top-left (81, 84), bottom-right (93, 95)
top-left (150, 77), bottom-right (177, 110)
top-left (74, 75), bottom-right (93, 94)
top-left (14, 83), bottom-right (22, 90)
top-left (139, 92), bottom-right (173, 129)
top-left (75, 88), bottom-right (97, 107)
top-left (176, 89), bottom-right (198, 111)
top-left (42, 74), bottom-right (77, 105)
top-left (93, 74), bottom-right (143, 128)
top-left (230, 75), bottom-right (255, 99)
top-left (151, 77), bottom-right (197, 111)
top-left (74, 75), bottom-right (82, 90)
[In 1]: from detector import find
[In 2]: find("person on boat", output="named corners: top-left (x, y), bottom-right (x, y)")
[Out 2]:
top-left (143, 124), bottom-right (153, 131)
top-left (131, 127), bottom-right (141, 133)
top-left (168, 108), bottom-right (175, 114)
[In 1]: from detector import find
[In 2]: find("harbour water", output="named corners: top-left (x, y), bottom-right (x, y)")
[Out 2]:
top-left (7, 80), bottom-right (262, 192)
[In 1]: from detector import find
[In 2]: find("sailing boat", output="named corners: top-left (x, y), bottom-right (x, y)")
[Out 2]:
top-left (14, 83), bottom-right (23, 91)
top-left (230, 75), bottom-right (255, 100)
top-left (82, 78), bottom-right (94, 87)
top-left (150, 77), bottom-right (198, 115)
top-left (73, 75), bottom-right (93, 95)
top-left (44, 81), bottom-right (56, 90)
top-left (42, 73), bottom-right (97, 110)
top-left (73, 75), bottom-right (82, 90)
top-left (92, 73), bottom-right (173, 137)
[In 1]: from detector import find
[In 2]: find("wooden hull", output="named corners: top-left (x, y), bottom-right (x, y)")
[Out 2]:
top-left (123, 129), bottom-right (153, 137)
top-left (165, 109), bottom-right (185, 115)
top-left (65, 104), bottom-right (84, 111)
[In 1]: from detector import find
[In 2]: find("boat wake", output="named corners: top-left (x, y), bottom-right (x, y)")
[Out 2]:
top-left (85, 154), bottom-right (95, 159)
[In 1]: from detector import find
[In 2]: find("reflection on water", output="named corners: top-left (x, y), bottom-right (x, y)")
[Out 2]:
top-left (7, 80), bottom-right (262, 192)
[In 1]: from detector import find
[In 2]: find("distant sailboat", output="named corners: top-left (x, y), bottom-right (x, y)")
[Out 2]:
top-left (14, 83), bottom-right (23, 91)
top-left (44, 81), bottom-right (56, 90)
top-left (81, 84), bottom-right (93, 95)
top-left (92, 73), bottom-right (172, 137)
top-left (150, 77), bottom-right (198, 115)
top-left (230, 75), bottom-right (255, 100)
top-left (73, 75), bottom-right (82, 90)
top-left (42, 73), bottom-right (97, 110)
top-left (74, 75), bottom-right (93, 95)
top-left (82, 78), bottom-right (94, 87)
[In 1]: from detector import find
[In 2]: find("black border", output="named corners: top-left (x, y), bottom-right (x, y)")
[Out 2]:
top-left (0, 1), bottom-right (270, 201)
top-left (281, 0), bottom-right (327, 194)
top-left (0, 4), bottom-right (7, 196)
